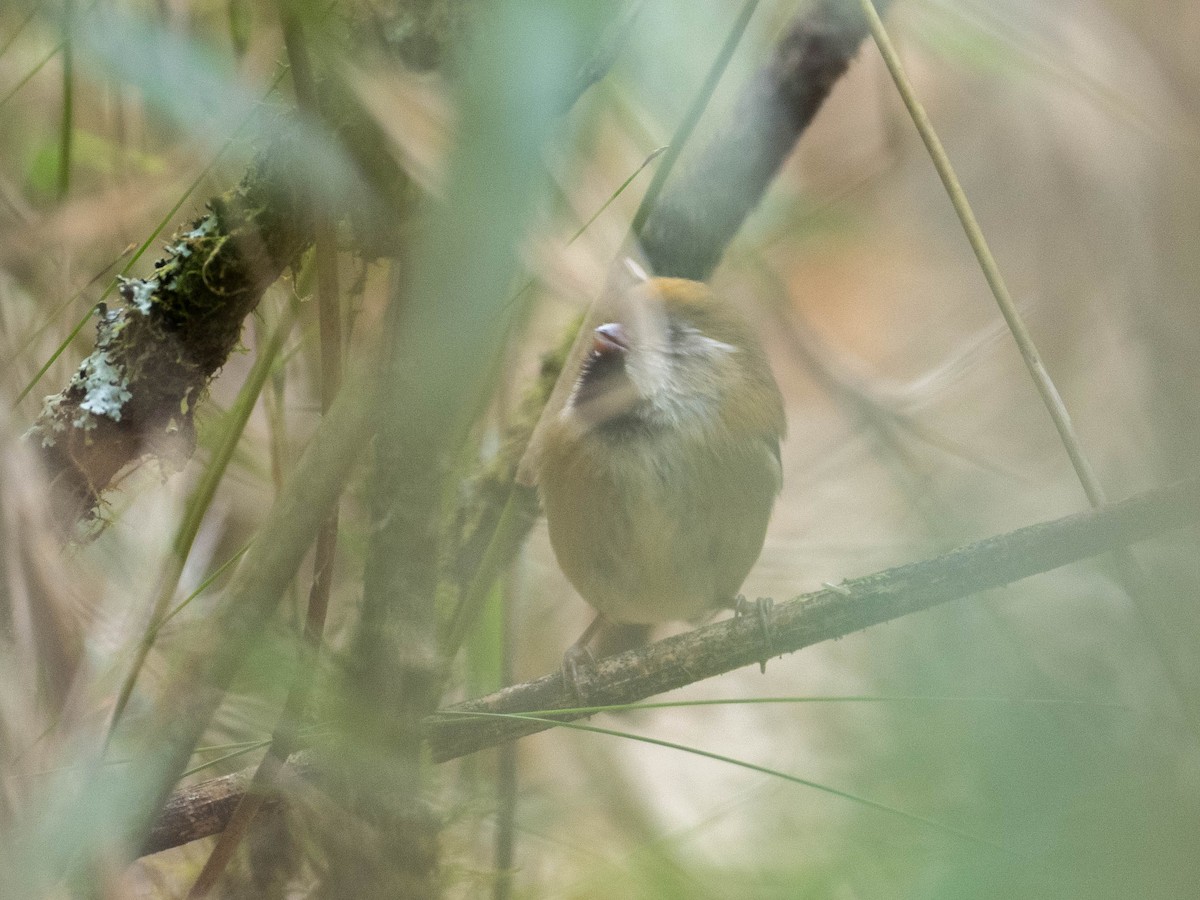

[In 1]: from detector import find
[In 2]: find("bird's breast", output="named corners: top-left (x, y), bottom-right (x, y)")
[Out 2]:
top-left (539, 424), bottom-right (779, 625)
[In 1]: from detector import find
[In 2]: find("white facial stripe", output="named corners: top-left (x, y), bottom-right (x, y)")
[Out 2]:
top-left (624, 258), bottom-right (650, 282)
top-left (700, 336), bottom-right (737, 354)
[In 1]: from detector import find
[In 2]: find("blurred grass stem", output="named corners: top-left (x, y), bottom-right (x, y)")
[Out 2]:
top-left (629, 0), bottom-right (759, 240)
top-left (448, 711), bottom-right (1007, 851)
top-left (57, 0), bottom-right (74, 200)
top-left (185, 10), bottom-right (344, 894)
top-left (858, 0), bottom-right (1200, 737)
top-left (857, 0), bottom-right (1106, 507)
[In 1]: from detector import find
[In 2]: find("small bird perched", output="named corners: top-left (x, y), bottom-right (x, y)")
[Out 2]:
top-left (534, 274), bottom-right (786, 686)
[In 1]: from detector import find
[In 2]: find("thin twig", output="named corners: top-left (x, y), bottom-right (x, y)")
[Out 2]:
top-left (857, 0), bottom-right (1200, 734)
top-left (856, 0), bottom-right (1104, 506)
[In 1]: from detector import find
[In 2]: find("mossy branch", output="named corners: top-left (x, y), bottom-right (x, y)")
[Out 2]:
top-left (29, 145), bottom-right (314, 524)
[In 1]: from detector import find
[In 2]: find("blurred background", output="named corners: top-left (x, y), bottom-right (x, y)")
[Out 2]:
top-left (1, 0), bottom-right (1199, 897)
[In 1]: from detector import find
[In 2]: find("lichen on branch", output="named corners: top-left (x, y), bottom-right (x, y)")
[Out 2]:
top-left (29, 146), bottom-right (314, 523)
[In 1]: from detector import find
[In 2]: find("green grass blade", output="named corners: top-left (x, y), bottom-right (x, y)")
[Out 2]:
top-left (631, 0), bottom-right (760, 239)
top-left (438, 709), bottom-right (1009, 851)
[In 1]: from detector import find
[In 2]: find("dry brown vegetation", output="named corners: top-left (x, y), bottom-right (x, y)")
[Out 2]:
top-left (1, 1), bottom-right (1199, 897)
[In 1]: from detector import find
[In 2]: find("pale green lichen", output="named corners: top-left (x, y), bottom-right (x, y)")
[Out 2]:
top-left (77, 352), bottom-right (132, 422)
top-left (36, 396), bottom-right (69, 448)
top-left (33, 305), bottom-right (135, 446)
top-left (165, 217), bottom-right (215, 260)
top-left (118, 276), bottom-right (159, 315)
top-left (70, 306), bottom-right (133, 431)
top-left (184, 216), bottom-right (217, 240)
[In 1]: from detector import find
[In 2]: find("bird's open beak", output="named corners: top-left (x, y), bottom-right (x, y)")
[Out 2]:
top-left (592, 322), bottom-right (630, 356)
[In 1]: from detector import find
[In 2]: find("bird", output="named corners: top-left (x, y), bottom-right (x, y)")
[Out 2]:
top-left (533, 273), bottom-right (786, 690)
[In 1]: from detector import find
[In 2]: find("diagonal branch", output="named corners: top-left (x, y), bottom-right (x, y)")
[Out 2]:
top-left (428, 478), bottom-right (1200, 760)
top-left (640, 0), bottom-right (891, 280)
top-left (29, 147), bottom-right (314, 525)
top-left (27, 98), bottom-right (405, 527)
top-left (143, 477), bottom-right (1200, 854)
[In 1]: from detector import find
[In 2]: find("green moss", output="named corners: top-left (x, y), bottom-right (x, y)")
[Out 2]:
top-left (30, 136), bottom-right (315, 513)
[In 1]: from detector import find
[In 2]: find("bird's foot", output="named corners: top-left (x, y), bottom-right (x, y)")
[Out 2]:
top-left (561, 643), bottom-right (596, 703)
top-left (735, 595), bottom-right (775, 674)
top-left (562, 614), bottom-right (606, 702)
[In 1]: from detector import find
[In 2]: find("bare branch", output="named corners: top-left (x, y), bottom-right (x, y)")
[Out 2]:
top-left (143, 757), bottom-right (309, 857)
top-left (144, 478), bottom-right (1200, 854)
top-left (428, 479), bottom-right (1199, 759)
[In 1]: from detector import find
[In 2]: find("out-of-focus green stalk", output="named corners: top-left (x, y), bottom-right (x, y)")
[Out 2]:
top-left (0, 7), bottom-right (38, 60)
top-left (56, 0), bottom-right (74, 200)
top-left (630, 0), bottom-right (760, 239)
top-left (185, 9), bottom-right (345, 892)
top-left (0, 43), bottom-right (62, 111)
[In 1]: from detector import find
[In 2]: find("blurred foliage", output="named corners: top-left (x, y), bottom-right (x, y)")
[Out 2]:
top-left (0, 0), bottom-right (1199, 897)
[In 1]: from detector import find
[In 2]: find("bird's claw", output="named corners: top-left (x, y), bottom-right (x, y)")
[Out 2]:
top-left (735, 594), bottom-right (775, 673)
top-left (561, 643), bottom-right (596, 702)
